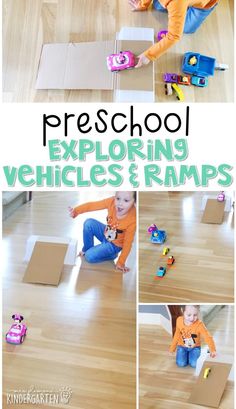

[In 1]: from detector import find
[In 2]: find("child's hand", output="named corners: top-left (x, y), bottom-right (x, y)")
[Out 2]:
top-left (210, 351), bottom-right (217, 358)
top-left (68, 206), bottom-right (76, 218)
top-left (135, 54), bottom-right (150, 68)
top-left (168, 351), bottom-right (175, 357)
top-left (128, 0), bottom-right (148, 11)
top-left (115, 263), bottom-right (130, 273)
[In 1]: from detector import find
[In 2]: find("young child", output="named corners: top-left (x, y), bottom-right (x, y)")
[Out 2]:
top-left (128, 0), bottom-right (218, 68)
top-left (69, 192), bottom-right (136, 272)
top-left (169, 305), bottom-right (216, 368)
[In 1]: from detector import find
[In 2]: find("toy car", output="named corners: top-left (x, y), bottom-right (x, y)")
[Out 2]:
top-left (107, 51), bottom-right (135, 72)
top-left (177, 75), bottom-right (191, 86)
top-left (163, 73), bottom-right (178, 83)
top-left (204, 368), bottom-right (211, 379)
top-left (6, 314), bottom-right (27, 344)
top-left (157, 30), bottom-right (168, 41)
top-left (164, 83), bottom-right (173, 96)
top-left (151, 229), bottom-right (166, 244)
top-left (147, 224), bottom-right (158, 234)
top-left (217, 191), bottom-right (225, 202)
top-left (162, 247), bottom-right (170, 255)
top-left (167, 255), bottom-right (175, 265)
top-left (156, 266), bottom-right (166, 277)
top-left (182, 52), bottom-right (215, 77)
top-left (191, 75), bottom-right (208, 87)
top-left (171, 83), bottom-right (185, 101)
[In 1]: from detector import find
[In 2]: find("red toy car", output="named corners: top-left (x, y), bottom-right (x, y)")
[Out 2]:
top-left (177, 75), bottom-right (191, 86)
top-left (6, 314), bottom-right (27, 345)
top-left (107, 51), bottom-right (136, 72)
top-left (167, 256), bottom-right (175, 265)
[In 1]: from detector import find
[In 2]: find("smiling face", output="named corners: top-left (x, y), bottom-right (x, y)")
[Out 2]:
top-left (183, 306), bottom-right (199, 326)
top-left (115, 192), bottom-right (135, 218)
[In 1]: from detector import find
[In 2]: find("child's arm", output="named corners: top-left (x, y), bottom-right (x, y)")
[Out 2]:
top-left (169, 317), bottom-right (181, 352)
top-left (129, 0), bottom-right (152, 11)
top-left (199, 322), bottom-right (216, 356)
top-left (137, 0), bottom-right (188, 65)
top-left (69, 197), bottom-right (113, 218)
top-left (116, 223), bottom-right (136, 271)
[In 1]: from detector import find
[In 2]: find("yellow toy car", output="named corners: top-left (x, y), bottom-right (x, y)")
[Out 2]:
top-left (171, 83), bottom-right (185, 101)
top-left (162, 247), bottom-right (170, 255)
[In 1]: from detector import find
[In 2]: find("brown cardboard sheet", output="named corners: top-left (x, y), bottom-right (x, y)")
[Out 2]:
top-left (114, 40), bottom-right (153, 92)
top-left (201, 199), bottom-right (225, 224)
top-left (36, 40), bottom-right (153, 91)
top-left (23, 241), bottom-right (68, 286)
top-left (189, 361), bottom-right (232, 407)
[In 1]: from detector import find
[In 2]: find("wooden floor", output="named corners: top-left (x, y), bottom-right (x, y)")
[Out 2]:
top-left (139, 305), bottom-right (234, 409)
top-left (139, 192), bottom-right (234, 303)
top-left (2, 192), bottom-right (136, 409)
top-left (2, 0), bottom-right (234, 102)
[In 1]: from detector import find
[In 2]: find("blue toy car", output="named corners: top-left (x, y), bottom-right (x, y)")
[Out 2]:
top-left (156, 266), bottom-right (166, 277)
top-left (151, 229), bottom-right (166, 244)
top-left (182, 52), bottom-right (215, 77)
top-left (191, 75), bottom-right (208, 87)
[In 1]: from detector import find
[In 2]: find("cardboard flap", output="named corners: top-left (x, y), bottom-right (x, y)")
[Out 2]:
top-left (189, 361), bottom-right (232, 407)
top-left (23, 242), bottom-right (68, 286)
top-left (201, 199), bottom-right (225, 224)
top-left (36, 41), bottom-right (115, 90)
top-left (64, 41), bottom-right (115, 89)
top-left (115, 40), bottom-right (154, 92)
top-left (36, 44), bottom-right (69, 89)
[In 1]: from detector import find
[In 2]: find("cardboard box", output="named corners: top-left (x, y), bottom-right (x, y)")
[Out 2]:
top-left (24, 235), bottom-right (77, 265)
top-left (201, 199), bottom-right (226, 224)
top-left (35, 27), bottom-right (155, 101)
top-left (189, 361), bottom-right (232, 407)
top-left (23, 241), bottom-right (68, 286)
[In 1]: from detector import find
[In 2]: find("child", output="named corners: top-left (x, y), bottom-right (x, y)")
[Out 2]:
top-left (69, 192), bottom-right (136, 272)
top-left (128, 0), bottom-right (218, 68)
top-left (169, 305), bottom-right (216, 368)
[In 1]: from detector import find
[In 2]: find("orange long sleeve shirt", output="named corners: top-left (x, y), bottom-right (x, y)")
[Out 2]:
top-left (73, 197), bottom-right (136, 266)
top-left (139, 0), bottom-right (218, 60)
top-left (169, 316), bottom-right (216, 353)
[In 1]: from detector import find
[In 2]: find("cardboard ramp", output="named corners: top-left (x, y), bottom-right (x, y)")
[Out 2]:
top-left (24, 235), bottom-right (77, 266)
top-left (36, 27), bottom-right (155, 102)
top-left (201, 199), bottom-right (226, 224)
top-left (189, 361), bottom-right (232, 407)
top-left (23, 241), bottom-right (68, 286)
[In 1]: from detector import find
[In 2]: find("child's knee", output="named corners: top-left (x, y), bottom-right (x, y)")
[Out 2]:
top-left (189, 361), bottom-right (197, 368)
top-left (84, 250), bottom-right (96, 263)
top-left (83, 218), bottom-right (95, 230)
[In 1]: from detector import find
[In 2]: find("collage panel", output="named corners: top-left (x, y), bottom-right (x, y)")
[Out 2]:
top-left (2, 0), bottom-right (233, 103)
top-left (139, 191), bottom-right (234, 303)
top-left (139, 304), bottom-right (234, 409)
top-left (2, 191), bottom-right (136, 408)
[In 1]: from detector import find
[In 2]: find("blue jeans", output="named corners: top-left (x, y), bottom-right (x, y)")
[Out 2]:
top-left (82, 218), bottom-right (122, 263)
top-left (176, 346), bottom-right (201, 368)
top-left (153, 0), bottom-right (217, 33)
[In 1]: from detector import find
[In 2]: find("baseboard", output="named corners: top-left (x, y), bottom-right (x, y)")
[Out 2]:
top-left (139, 313), bottom-right (172, 335)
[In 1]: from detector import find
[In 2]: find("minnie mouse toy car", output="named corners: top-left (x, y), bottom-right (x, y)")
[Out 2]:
top-left (107, 51), bottom-right (136, 72)
top-left (6, 314), bottom-right (27, 344)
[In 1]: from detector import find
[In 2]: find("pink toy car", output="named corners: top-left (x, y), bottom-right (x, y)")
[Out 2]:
top-left (6, 314), bottom-right (27, 344)
top-left (107, 51), bottom-right (136, 72)
top-left (217, 192), bottom-right (225, 202)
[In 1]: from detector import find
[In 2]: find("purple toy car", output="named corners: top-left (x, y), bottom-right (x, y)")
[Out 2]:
top-left (107, 51), bottom-right (136, 72)
top-left (157, 30), bottom-right (168, 42)
top-left (6, 314), bottom-right (27, 344)
top-left (163, 73), bottom-right (178, 83)
top-left (147, 223), bottom-right (158, 234)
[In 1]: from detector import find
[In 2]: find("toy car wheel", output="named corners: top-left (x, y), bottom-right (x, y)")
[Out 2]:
top-left (20, 335), bottom-right (25, 343)
top-left (176, 96), bottom-right (180, 100)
